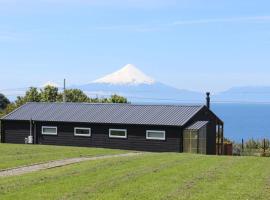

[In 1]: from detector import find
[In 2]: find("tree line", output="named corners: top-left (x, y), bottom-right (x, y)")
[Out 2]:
top-left (243, 138), bottom-right (270, 150)
top-left (0, 86), bottom-right (128, 117)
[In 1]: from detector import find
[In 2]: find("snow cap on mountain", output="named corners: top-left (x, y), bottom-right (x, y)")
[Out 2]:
top-left (42, 81), bottom-right (59, 87)
top-left (92, 64), bottom-right (156, 85)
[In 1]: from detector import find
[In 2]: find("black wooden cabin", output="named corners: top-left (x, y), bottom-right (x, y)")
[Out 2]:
top-left (0, 102), bottom-right (224, 155)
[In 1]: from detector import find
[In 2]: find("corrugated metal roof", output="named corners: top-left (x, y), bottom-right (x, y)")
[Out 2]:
top-left (186, 121), bottom-right (209, 130)
top-left (1, 102), bottom-right (204, 127)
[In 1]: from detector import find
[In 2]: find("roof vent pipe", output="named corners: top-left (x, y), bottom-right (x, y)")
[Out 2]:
top-left (206, 92), bottom-right (210, 109)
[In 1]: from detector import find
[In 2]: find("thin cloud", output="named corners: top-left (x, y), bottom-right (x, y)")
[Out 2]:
top-left (0, 31), bottom-right (22, 42)
top-left (94, 24), bottom-right (165, 32)
top-left (172, 16), bottom-right (270, 26)
top-left (94, 15), bottom-right (270, 32)
top-left (0, 0), bottom-right (178, 8)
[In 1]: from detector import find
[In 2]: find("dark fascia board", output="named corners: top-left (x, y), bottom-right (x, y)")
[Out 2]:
top-left (182, 105), bottom-right (223, 127)
top-left (206, 106), bottom-right (224, 125)
top-left (181, 105), bottom-right (205, 126)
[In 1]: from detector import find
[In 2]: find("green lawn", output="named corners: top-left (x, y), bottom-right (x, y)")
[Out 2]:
top-left (0, 143), bottom-right (127, 170)
top-left (0, 144), bottom-right (270, 200)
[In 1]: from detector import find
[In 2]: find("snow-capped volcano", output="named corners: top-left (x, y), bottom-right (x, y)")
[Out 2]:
top-left (76, 64), bottom-right (203, 103)
top-left (92, 64), bottom-right (155, 86)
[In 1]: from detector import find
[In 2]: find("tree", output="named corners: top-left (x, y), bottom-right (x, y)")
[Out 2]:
top-left (60, 89), bottom-right (90, 102)
top-left (40, 86), bottom-right (59, 102)
top-left (0, 103), bottom-right (17, 117)
top-left (15, 87), bottom-right (41, 107)
top-left (109, 94), bottom-right (128, 103)
top-left (25, 87), bottom-right (41, 102)
top-left (0, 93), bottom-right (10, 110)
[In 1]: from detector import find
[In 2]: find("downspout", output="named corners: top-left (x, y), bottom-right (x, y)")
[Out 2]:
top-left (27, 118), bottom-right (33, 144)
top-left (30, 118), bottom-right (32, 137)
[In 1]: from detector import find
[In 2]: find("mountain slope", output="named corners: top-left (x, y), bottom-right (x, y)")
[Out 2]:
top-left (214, 86), bottom-right (270, 103)
top-left (76, 64), bottom-right (203, 103)
top-left (93, 64), bottom-right (155, 85)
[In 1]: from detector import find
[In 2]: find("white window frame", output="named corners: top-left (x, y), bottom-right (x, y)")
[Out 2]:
top-left (74, 127), bottom-right (91, 137)
top-left (42, 126), bottom-right (58, 136)
top-left (146, 130), bottom-right (166, 141)
top-left (109, 129), bottom-right (127, 139)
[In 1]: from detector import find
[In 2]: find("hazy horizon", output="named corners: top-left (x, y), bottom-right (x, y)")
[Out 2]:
top-left (1, 0), bottom-right (270, 93)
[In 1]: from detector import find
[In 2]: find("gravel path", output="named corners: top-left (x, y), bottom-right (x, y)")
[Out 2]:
top-left (0, 152), bottom-right (143, 177)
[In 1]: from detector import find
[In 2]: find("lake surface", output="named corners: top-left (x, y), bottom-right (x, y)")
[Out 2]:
top-left (211, 103), bottom-right (270, 142)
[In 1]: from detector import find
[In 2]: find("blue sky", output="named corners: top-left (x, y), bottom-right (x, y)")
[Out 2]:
top-left (0, 0), bottom-right (270, 93)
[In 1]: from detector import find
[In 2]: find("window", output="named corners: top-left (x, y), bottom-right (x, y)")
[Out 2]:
top-left (146, 130), bottom-right (166, 140)
top-left (109, 129), bottom-right (127, 139)
top-left (42, 126), bottom-right (57, 135)
top-left (74, 127), bottom-right (91, 137)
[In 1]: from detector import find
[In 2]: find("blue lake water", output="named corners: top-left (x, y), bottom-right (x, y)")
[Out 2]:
top-left (211, 103), bottom-right (270, 142)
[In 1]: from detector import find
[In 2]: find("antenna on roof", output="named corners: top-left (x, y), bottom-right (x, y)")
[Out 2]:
top-left (63, 79), bottom-right (66, 103)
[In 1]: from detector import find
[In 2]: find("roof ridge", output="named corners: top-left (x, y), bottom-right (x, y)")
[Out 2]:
top-left (26, 102), bottom-right (203, 107)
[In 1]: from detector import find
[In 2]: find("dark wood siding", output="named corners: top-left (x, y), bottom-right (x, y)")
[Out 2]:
top-left (2, 120), bottom-right (182, 152)
top-left (37, 122), bottom-right (181, 152)
top-left (2, 121), bottom-right (30, 144)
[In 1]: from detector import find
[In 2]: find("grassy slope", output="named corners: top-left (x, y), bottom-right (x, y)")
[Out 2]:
top-left (0, 143), bottom-right (127, 170)
top-left (0, 152), bottom-right (269, 200)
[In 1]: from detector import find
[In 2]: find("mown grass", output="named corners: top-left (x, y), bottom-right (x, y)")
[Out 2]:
top-left (0, 143), bottom-right (127, 170)
top-left (0, 149), bottom-right (269, 200)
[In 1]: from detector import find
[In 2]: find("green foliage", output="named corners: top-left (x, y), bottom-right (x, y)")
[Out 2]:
top-left (60, 89), bottom-right (89, 103)
top-left (109, 94), bottom-right (128, 103)
top-left (40, 86), bottom-right (59, 102)
top-left (14, 87), bottom-right (41, 107)
top-left (25, 87), bottom-right (41, 102)
top-left (0, 93), bottom-right (10, 110)
top-left (0, 103), bottom-right (18, 118)
top-left (245, 138), bottom-right (270, 149)
top-left (0, 87), bottom-right (128, 117)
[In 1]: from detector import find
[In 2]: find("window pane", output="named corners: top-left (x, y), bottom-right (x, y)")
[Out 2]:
top-left (76, 129), bottom-right (90, 135)
top-left (147, 131), bottom-right (164, 139)
top-left (111, 130), bottom-right (125, 136)
top-left (109, 129), bottom-right (127, 138)
top-left (43, 128), bottom-right (56, 133)
top-left (42, 127), bottom-right (57, 135)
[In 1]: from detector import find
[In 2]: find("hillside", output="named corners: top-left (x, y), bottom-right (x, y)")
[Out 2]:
top-left (0, 144), bottom-right (269, 200)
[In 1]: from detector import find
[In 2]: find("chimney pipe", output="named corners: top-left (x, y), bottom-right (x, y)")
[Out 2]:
top-left (206, 92), bottom-right (210, 109)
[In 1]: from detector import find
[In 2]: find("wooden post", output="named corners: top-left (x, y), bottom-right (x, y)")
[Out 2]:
top-left (217, 124), bottom-right (220, 155)
top-left (263, 138), bottom-right (266, 154)
top-left (242, 138), bottom-right (244, 153)
top-left (221, 125), bottom-right (224, 155)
